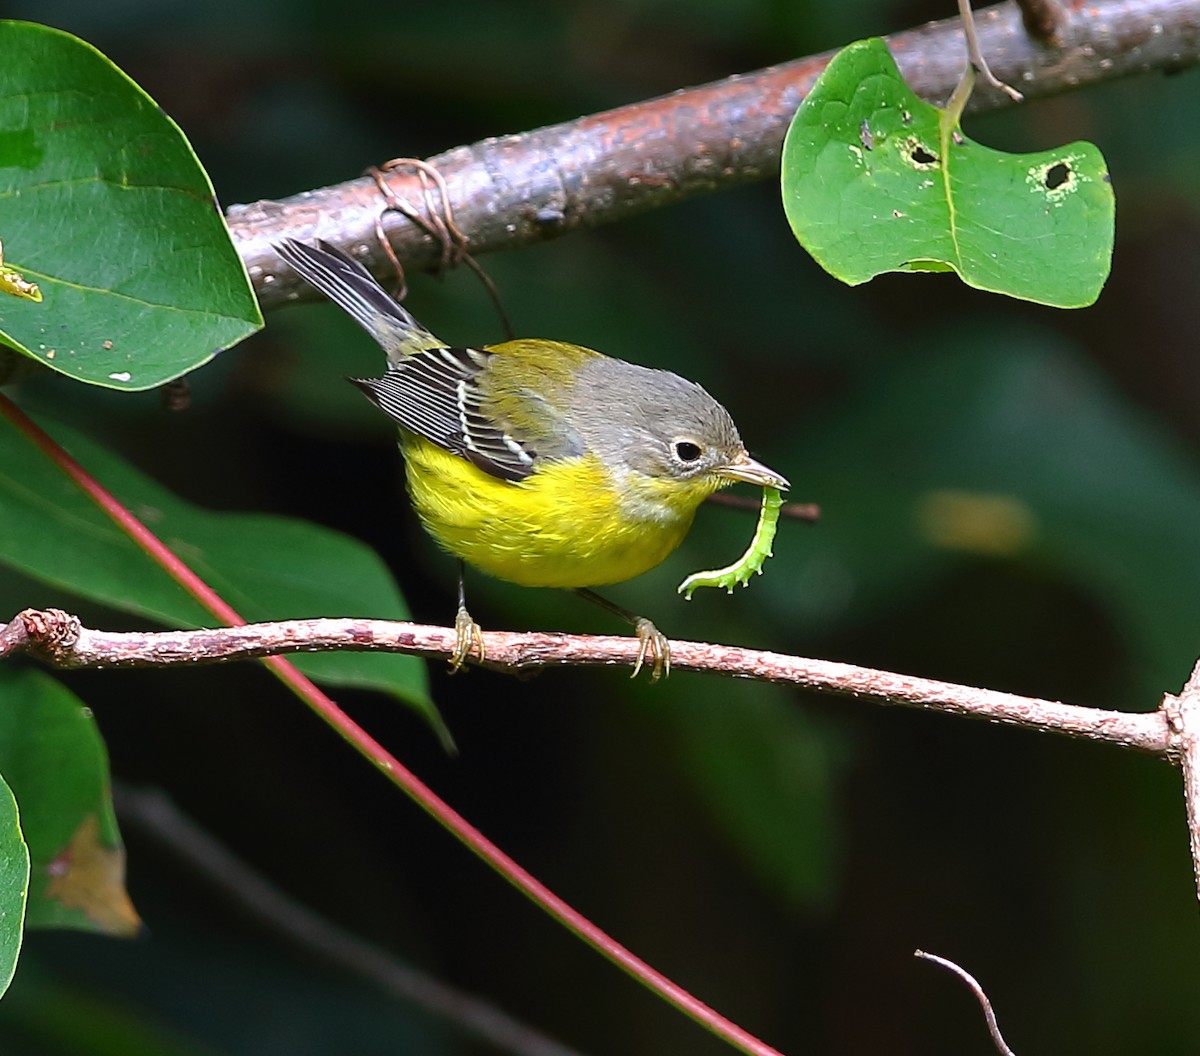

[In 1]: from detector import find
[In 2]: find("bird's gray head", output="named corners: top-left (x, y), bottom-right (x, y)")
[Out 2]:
top-left (569, 358), bottom-right (787, 493)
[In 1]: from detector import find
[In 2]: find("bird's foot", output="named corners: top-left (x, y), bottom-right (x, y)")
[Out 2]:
top-left (631, 617), bottom-right (671, 682)
top-left (450, 605), bottom-right (485, 673)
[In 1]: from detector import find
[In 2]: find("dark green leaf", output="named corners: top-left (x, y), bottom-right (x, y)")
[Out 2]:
top-left (0, 21), bottom-right (261, 390)
top-left (0, 666), bottom-right (133, 936)
top-left (0, 412), bottom-right (434, 720)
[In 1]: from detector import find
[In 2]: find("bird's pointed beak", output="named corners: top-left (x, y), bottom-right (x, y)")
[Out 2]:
top-left (718, 451), bottom-right (789, 491)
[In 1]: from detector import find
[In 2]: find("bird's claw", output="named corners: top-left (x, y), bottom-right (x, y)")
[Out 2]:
top-left (450, 606), bottom-right (485, 673)
top-left (631, 617), bottom-right (671, 682)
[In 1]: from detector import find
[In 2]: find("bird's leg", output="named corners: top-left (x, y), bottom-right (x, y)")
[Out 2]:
top-left (575, 588), bottom-right (671, 681)
top-left (450, 562), bottom-right (485, 672)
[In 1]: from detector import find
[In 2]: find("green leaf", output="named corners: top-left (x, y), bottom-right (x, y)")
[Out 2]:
top-left (0, 762), bottom-right (27, 997)
top-left (0, 667), bottom-right (133, 937)
top-left (0, 21), bottom-right (262, 390)
top-left (0, 412), bottom-right (434, 723)
top-left (782, 37), bottom-right (1115, 307)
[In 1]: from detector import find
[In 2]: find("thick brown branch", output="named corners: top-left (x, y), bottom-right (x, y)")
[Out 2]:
top-left (1, 609), bottom-right (1170, 755)
top-left (234, 0), bottom-right (1200, 308)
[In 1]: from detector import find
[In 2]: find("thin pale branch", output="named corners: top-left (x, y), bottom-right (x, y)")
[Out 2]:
top-left (235, 0), bottom-right (1200, 307)
top-left (2, 608), bottom-right (1172, 756)
top-left (958, 0), bottom-right (1024, 102)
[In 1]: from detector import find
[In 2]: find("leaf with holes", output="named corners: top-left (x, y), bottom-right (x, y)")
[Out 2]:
top-left (781, 37), bottom-right (1114, 308)
top-left (0, 21), bottom-right (261, 390)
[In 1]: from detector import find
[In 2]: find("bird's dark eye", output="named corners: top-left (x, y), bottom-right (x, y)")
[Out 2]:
top-left (674, 440), bottom-right (703, 463)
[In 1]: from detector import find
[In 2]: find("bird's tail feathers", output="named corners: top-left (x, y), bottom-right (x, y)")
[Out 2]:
top-left (274, 238), bottom-right (443, 362)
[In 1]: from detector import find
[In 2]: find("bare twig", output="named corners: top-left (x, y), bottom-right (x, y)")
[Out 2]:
top-left (240, 0), bottom-right (1200, 307)
top-left (115, 785), bottom-right (587, 1056)
top-left (958, 0), bottom-right (1024, 101)
top-left (914, 950), bottom-right (1017, 1056)
top-left (1, 609), bottom-right (1172, 756)
top-left (705, 491), bottom-right (821, 522)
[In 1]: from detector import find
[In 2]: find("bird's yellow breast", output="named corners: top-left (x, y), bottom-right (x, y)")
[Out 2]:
top-left (401, 434), bottom-right (713, 588)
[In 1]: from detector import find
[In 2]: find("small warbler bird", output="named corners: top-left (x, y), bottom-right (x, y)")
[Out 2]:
top-left (274, 238), bottom-right (788, 678)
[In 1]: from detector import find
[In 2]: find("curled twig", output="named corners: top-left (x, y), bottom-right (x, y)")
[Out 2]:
top-left (366, 157), bottom-right (465, 295)
top-left (368, 157), bottom-right (514, 338)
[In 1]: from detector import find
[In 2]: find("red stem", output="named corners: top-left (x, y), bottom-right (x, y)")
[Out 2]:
top-left (0, 392), bottom-right (785, 1056)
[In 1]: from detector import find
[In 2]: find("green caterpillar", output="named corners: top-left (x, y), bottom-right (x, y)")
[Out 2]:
top-left (678, 486), bottom-right (783, 600)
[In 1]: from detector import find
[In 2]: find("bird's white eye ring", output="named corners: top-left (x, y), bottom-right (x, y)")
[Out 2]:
top-left (673, 440), bottom-right (703, 463)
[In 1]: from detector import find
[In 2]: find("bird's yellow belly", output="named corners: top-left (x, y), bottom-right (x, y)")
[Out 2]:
top-left (401, 436), bottom-right (701, 588)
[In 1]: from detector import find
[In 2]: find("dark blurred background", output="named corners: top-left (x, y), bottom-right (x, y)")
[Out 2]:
top-left (3, 0), bottom-right (1200, 1053)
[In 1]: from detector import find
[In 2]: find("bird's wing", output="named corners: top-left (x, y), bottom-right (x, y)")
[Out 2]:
top-left (352, 346), bottom-right (584, 483)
